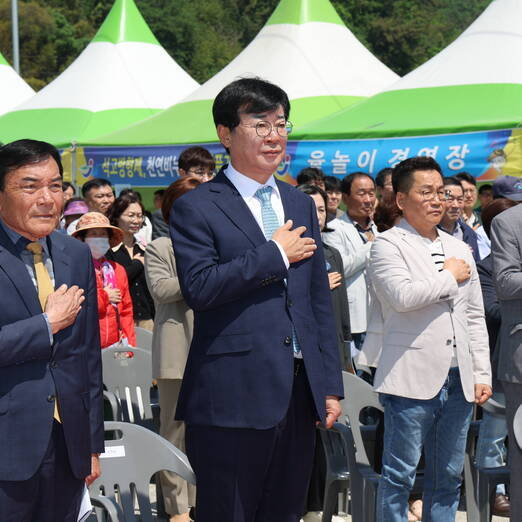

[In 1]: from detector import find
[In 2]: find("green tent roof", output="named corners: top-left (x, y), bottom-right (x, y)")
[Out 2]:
top-left (266, 0), bottom-right (344, 26)
top-left (84, 0), bottom-right (398, 146)
top-left (294, 0), bottom-right (522, 140)
top-left (293, 83), bottom-right (522, 140)
top-left (92, 0), bottom-right (160, 45)
top-left (0, 52), bottom-right (8, 66)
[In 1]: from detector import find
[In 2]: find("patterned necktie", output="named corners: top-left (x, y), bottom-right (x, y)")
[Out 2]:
top-left (26, 242), bottom-right (61, 423)
top-left (254, 186), bottom-right (301, 356)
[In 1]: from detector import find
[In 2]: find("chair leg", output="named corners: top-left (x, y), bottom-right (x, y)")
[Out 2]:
top-left (463, 461), bottom-right (480, 522)
top-left (477, 473), bottom-right (493, 522)
top-left (322, 481), bottom-right (339, 522)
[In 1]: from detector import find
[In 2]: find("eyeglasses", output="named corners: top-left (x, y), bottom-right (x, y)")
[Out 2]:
top-left (240, 120), bottom-right (293, 138)
top-left (417, 190), bottom-right (447, 201)
top-left (187, 168), bottom-right (215, 179)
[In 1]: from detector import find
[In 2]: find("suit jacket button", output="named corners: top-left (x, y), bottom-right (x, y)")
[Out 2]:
top-left (47, 394), bottom-right (55, 402)
top-left (284, 336), bottom-right (292, 346)
top-left (50, 361), bottom-right (57, 369)
top-left (287, 299), bottom-right (293, 307)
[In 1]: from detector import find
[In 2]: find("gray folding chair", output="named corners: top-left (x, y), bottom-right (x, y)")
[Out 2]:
top-left (317, 425), bottom-right (350, 522)
top-left (464, 399), bottom-right (510, 522)
top-left (89, 421), bottom-right (195, 522)
top-left (134, 327), bottom-right (153, 352)
top-left (101, 345), bottom-right (156, 430)
top-left (338, 371), bottom-right (383, 522)
top-left (514, 404), bottom-right (522, 449)
top-left (340, 371), bottom-right (426, 522)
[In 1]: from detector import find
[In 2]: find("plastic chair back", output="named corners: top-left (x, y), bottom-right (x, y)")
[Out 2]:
top-left (340, 371), bottom-right (383, 467)
top-left (134, 327), bottom-right (153, 352)
top-left (481, 395), bottom-right (506, 417)
top-left (515, 405), bottom-right (522, 449)
top-left (102, 346), bottom-right (153, 427)
top-left (89, 421), bottom-right (195, 522)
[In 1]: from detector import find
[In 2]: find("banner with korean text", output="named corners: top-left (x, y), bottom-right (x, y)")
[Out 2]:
top-left (68, 127), bottom-right (522, 187)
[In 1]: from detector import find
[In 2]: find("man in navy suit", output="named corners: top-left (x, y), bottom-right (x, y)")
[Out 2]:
top-left (170, 78), bottom-right (343, 521)
top-left (0, 139), bottom-right (104, 521)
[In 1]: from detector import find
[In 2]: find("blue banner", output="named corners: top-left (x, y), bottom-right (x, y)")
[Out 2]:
top-left (71, 127), bottom-right (521, 187)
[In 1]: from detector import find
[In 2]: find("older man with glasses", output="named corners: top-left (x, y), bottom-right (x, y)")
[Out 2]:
top-left (437, 176), bottom-right (482, 262)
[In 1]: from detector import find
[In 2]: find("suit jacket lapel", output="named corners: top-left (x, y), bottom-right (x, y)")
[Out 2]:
top-left (47, 232), bottom-right (71, 289)
top-left (210, 169), bottom-right (268, 247)
top-left (0, 226), bottom-right (42, 316)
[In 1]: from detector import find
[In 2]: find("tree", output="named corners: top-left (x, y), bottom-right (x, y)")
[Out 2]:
top-left (0, 0), bottom-right (494, 90)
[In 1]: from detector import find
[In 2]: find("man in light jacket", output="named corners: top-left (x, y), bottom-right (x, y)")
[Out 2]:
top-left (362, 156), bottom-right (492, 522)
top-left (322, 172), bottom-right (378, 350)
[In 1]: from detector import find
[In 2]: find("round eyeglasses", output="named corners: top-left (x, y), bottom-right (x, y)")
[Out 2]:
top-left (240, 120), bottom-right (293, 138)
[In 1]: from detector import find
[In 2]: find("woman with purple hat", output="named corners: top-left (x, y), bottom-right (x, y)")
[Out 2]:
top-left (61, 198), bottom-right (89, 232)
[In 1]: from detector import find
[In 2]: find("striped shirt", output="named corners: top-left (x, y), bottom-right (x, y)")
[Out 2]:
top-left (421, 232), bottom-right (458, 367)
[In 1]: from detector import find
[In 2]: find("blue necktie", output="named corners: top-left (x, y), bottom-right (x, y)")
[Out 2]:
top-left (254, 186), bottom-right (301, 356)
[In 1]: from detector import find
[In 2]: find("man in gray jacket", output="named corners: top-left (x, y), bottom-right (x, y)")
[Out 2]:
top-left (491, 204), bottom-right (522, 521)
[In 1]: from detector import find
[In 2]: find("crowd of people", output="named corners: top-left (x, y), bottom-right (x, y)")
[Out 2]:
top-left (0, 77), bottom-right (521, 522)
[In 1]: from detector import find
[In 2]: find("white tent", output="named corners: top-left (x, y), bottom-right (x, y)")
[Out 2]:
top-left (0, 0), bottom-right (199, 147)
top-left (0, 51), bottom-right (34, 116)
top-left (388, 0), bottom-right (522, 91)
top-left (87, 0), bottom-right (399, 146)
top-left (296, 0), bottom-right (522, 142)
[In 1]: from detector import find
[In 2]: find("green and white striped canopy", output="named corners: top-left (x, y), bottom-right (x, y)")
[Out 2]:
top-left (294, 0), bottom-right (522, 140)
top-left (0, 0), bottom-right (199, 147)
top-left (85, 0), bottom-right (398, 146)
top-left (0, 51), bottom-right (34, 116)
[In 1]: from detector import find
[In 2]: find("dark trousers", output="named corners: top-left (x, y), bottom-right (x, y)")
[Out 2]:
top-left (186, 360), bottom-right (317, 522)
top-left (503, 381), bottom-right (522, 521)
top-left (0, 420), bottom-right (84, 522)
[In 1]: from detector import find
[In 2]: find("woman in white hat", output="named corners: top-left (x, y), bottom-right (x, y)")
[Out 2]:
top-left (73, 212), bottom-right (136, 349)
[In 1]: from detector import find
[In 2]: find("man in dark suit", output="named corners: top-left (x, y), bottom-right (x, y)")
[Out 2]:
top-left (0, 139), bottom-right (104, 521)
top-left (492, 201), bottom-right (522, 521)
top-left (169, 78), bottom-right (343, 522)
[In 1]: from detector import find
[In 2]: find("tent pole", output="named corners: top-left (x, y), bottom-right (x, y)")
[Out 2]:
top-left (71, 142), bottom-right (78, 194)
top-left (11, 0), bottom-right (20, 74)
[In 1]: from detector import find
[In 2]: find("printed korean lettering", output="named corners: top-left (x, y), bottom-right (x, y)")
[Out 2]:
top-left (101, 158), bottom-right (111, 177)
top-left (214, 153), bottom-right (230, 172)
top-left (146, 156), bottom-right (157, 178)
top-left (417, 146), bottom-right (439, 159)
top-left (357, 150), bottom-right (378, 174)
top-left (109, 158), bottom-right (118, 178)
top-left (116, 157), bottom-right (127, 178)
top-left (388, 148), bottom-right (410, 167)
top-left (125, 157), bottom-right (135, 178)
top-left (307, 150), bottom-right (326, 169)
top-left (445, 144), bottom-right (470, 170)
top-left (331, 150), bottom-right (350, 175)
top-left (133, 157), bottom-right (145, 178)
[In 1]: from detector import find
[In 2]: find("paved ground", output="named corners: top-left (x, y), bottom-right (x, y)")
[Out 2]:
top-left (146, 486), bottom-right (506, 521)
top-left (300, 513), bottom-right (505, 521)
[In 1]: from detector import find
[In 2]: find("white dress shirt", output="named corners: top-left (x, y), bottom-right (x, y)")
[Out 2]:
top-left (225, 163), bottom-right (289, 268)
